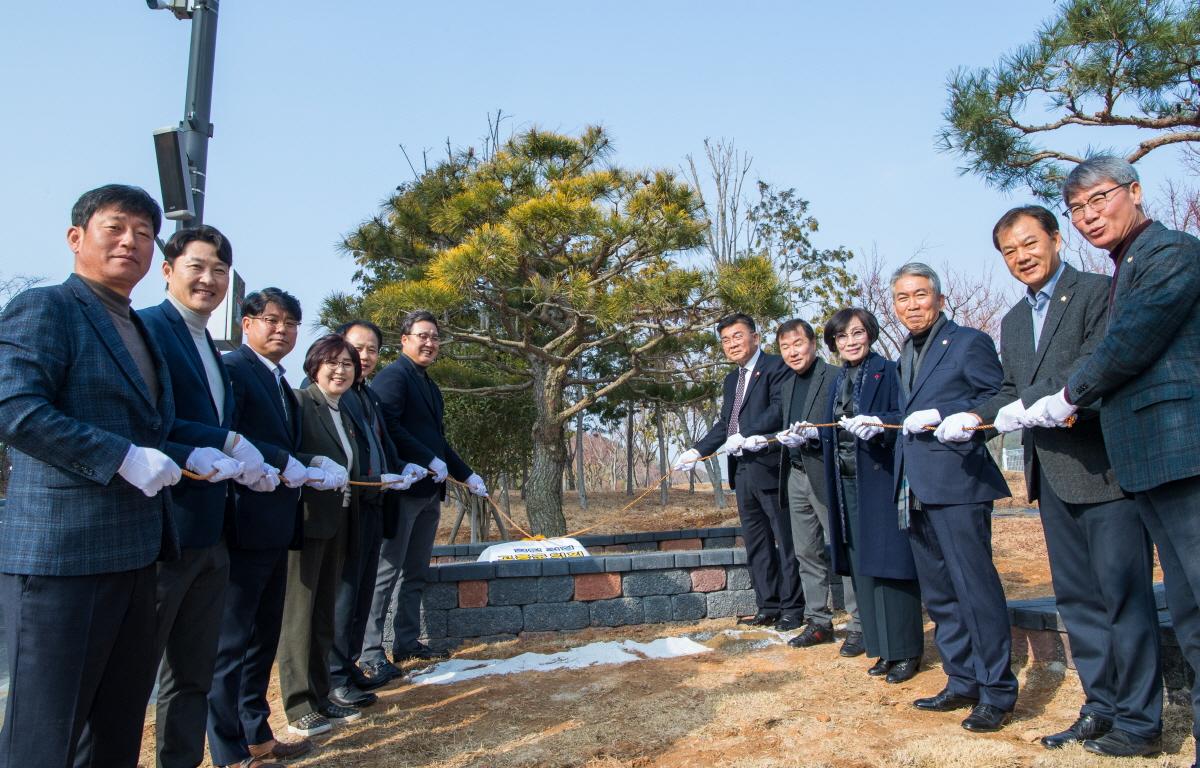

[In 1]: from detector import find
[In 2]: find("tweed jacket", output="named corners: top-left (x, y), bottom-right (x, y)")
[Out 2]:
top-left (223, 344), bottom-right (304, 550)
top-left (875, 317), bottom-right (1010, 506)
top-left (695, 352), bottom-right (790, 491)
top-left (139, 299), bottom-right (237, 547)
top-left (295, 384), bottom-right (361, 556)
top-left (777, 357), bottom-right (834, 508)
top-left (975, 264), bottom-right (1123, 505)
top-left (0, 275), bottom-right (187, 575)
top-left (1067, 222), bottom-right (1200, 493)
top-left (371, 353), bottom-right (471, 500)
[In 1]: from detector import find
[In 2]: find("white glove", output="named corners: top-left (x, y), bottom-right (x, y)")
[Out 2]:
top-left (185, 446), bottom-right (243, 482)
top-left (1023, 388), bottom-right (1078, 428)
top-left (229, 434), bottom-right (267, 485)
top-left (280, 455), bottom-right (309, 488)
top-left (792, 421), bottom-right (819, 442)
top-left (994, 399), bottom-right (1027, 434)
top-left (305, 465), bottom-right (348, 491)
top-left (775, 429), bottom-right (804, 449)
top-left (400, 463), bottom-right (428, 483)
top-left (118, 445), bottom-right (182, 497)
top-left (248, 465), bottom-right (280, 492)
top-left (902, 409), bottom-right (942, 435)
top-left (741, 435), bottom-right (769, 453)
top-left (309, 455), bottom-right (349, 488)
top-left (466, 472), bottom-right (489, 497)
top-left (672, 448), bottom-right (702, 472)
top-left (380, 472), bottom-right (411, 491)
top-left (720, 433), bottom-right (747, 456)
top-left (839, 415), bottom-right (884, 440)
top-left (934, 412), bottom-right (981, 443)
top-left (428, 457), bottom-right (448, 483)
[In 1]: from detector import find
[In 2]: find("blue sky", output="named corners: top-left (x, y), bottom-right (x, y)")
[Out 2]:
top-left (0, 2), bottom-right (1188, 372)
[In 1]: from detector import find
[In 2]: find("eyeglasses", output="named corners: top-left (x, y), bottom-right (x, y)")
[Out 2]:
top-left (322, 360), bottom-right (355, 372)
top-left (1063, 183), bottom-right (1131, 220)
top-left (834, 329), bottom-right (869, 344)
top-left (247, 315), bottom-right (300, 330)
top-left (720, 331), bottom-right (751, 347)
top-left (406, 332), bottom-right (441, 344)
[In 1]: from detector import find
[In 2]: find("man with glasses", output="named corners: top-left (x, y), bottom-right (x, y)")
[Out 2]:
top-left (361, 310), bottom-right (487, 678)
top-left (209, 288), bottom-right (345, 768)
top-left (674, 313), bottom-right (800, 630)
top-left (1024, 155), bottom-right (1200, 763)
top-left (938, 204), bottom-right (1161, 756)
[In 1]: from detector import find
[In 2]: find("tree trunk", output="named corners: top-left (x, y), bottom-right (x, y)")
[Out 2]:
top-left (576, 409), bottom-right (588, 511)
top-left (625, 407), bottom-right (634, 496)
top-left (707, 456), bottom-right (726, 509)
top-left (655, 402), bottom-right (668, 507)
top-left (525, 361), bottom-right (568, 536)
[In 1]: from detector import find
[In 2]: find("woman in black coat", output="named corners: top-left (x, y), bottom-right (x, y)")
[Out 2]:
top-left (820, 308), bottom-right (924, 683)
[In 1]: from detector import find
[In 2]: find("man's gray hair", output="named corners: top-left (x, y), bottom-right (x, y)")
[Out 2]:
top-left (889, 262), bottom-right (942, 297)
top-left (1062, 155), bottom-right (1140, 202)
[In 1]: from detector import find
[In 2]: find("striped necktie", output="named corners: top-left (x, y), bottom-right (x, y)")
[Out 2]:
top-left (728, 367), bottom-right (748, 435)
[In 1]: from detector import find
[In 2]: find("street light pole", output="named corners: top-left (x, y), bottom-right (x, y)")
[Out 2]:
top-left (177, 0), bottom-right (219, 229)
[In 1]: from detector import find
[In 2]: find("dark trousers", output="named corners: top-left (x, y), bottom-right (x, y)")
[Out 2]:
top-left (362, 491), bottom-right (441, 663)
top-left (278, 520), bottom-right (348, 721)
top-left (842, 478), bottom-right (923, 661)
top-left (1139, 474), bottom-right (1200, 763)
top-left (155, 542), bottom-right (230, 768)
top-left (1038, 469), bottom-right (1162, 738)
top-left (206, 547), bottom-right (288, 767)
top-left (734, 464), bottom-right (802, 614)
top-left (329, 500), bottom-right (384, 689)
top-left (908, 501), bottom-right (1018, 710)
top-left (788, 467), bottom-right (858, 630)
top-left (0, 564), bottom-right (157, 768)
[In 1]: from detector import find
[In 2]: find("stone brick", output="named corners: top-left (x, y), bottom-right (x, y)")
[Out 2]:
top-left (672, 593), bottom-right (708, 621)
top-left (642, 595), bottom-right (673, 623)
top-left (1010, 627), bottom-right (1065, 664)
top-left (731, 549), bottom-right (748, 565)
top-left (659, 537), bottom-right (703, 551)
top-left (704, 536), bottom-right (735, 549)
top-left (459, 580), bottom-right (488, 608)
top-left (523, 602), bottom-right (590, 632)
top-left (601, 544), bottom-right (630, 553)
top-left (700, 549), bottom-right (734, 566)
top-left (567, 558), bottom-right (603, 574)
top-left (447, 606), bottom-right (524, 637)
top-left (537, 575), bottom-right (574, 603)
top-left (574, 572), bottom-right (622, 601)
top-left (603, 556), bottom-right (633, 572)
top-left (419, 608), bottom-right (447, 640)
top-left (439, 561), bottom-right (495, 581)
top-left (540, 559), bottom-right (572, 576)
top-left (673, 552), bottom-right (701, 568)
top-left (495, 560), bottom-right (542, 578)
top-left (706, 589), bottom-right (757, 618)
top-left (627, 541), bottom-right (658, 552)
top-left (629, 552), bottom-right (676, 571)
top-left (690, 567), bottom-right (726, 593)
top-left (422, 582), bottom-right (459, 611)
top-left (489, 577), bottom-right (539, 606)
top-left (590, 597), bottom-right (644, 627)
top-left (726, 566), bottom-right (752, 591)
top-left (622, 569), bottom-right (691, 597)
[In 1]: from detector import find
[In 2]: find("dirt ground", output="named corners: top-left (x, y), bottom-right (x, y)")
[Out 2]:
top-left (140, 473), bottom-right (1189, 767)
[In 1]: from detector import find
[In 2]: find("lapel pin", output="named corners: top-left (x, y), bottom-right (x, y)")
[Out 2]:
top-left (1060, 295), bottom-right (1068, 302)
top-left (1127, 256), bottom-right (1133, 263)
top-left (942, 339), bottom-right (948, 345)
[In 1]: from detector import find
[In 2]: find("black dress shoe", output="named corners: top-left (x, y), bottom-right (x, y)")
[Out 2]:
top-left (357, 660), bottom-right (398, 687)
top-left (867, 658), bottom-right (892, 676)
top-left (737, 611), bottom-right (779, 627)
top-left (913, 688), bottom-right (978, 712)
top-left (394, 642), bottom-right (450, 662)
top-left (886, 657), bottom-right (920, 684)
top-left (328, 685), bottom-right (377, 708)
top-left (961, 704), bottom-right (1013, 732)
top-left (1040, 712), bottom-right (1113, 749)
top-left (789, 624), bottom-right (834, 648)
top-left (775, 613), bottom-right (804, 631)
top-left (838, 631), bottom-right (865, 657)
top-left (1082, 729), bottom-right (1162, 757)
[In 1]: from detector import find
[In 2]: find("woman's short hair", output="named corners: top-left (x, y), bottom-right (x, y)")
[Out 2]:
top-left (303, 333), bottom-right (361, 383)
top-left (823, 308), bottom-right (880, 355)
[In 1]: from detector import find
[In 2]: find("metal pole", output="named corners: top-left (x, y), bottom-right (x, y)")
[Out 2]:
top-left (177, 0), bottom-right (219, 229)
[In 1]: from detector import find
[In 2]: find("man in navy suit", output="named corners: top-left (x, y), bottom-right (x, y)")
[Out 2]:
top-left (139, 226), bottom-right (283, 768)
top-left (674, 314), bottom-right (801, 630)
top-left (1025, 156), bottom-right (1200, 762)
top-left (843, 263), bottom-right (1015, 732)
top-left (360, 310), bottom-right (487, 680)
top-left (0, 186), bottom-right (231, 768)
top-left (207, 288), bottom-right (344, 767)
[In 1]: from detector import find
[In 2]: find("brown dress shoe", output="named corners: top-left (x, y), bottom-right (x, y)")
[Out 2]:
top-left (248, 737), bottom-right (315, 760)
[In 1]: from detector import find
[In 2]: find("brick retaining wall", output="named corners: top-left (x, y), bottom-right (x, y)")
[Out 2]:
top-left (428, 526), bottom-right (744, 564)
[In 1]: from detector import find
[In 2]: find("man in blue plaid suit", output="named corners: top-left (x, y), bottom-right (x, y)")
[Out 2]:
top-left (0, 186), bottom-right (238, 768)
top-left (1026, 156), bottom-right (1200, 763)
